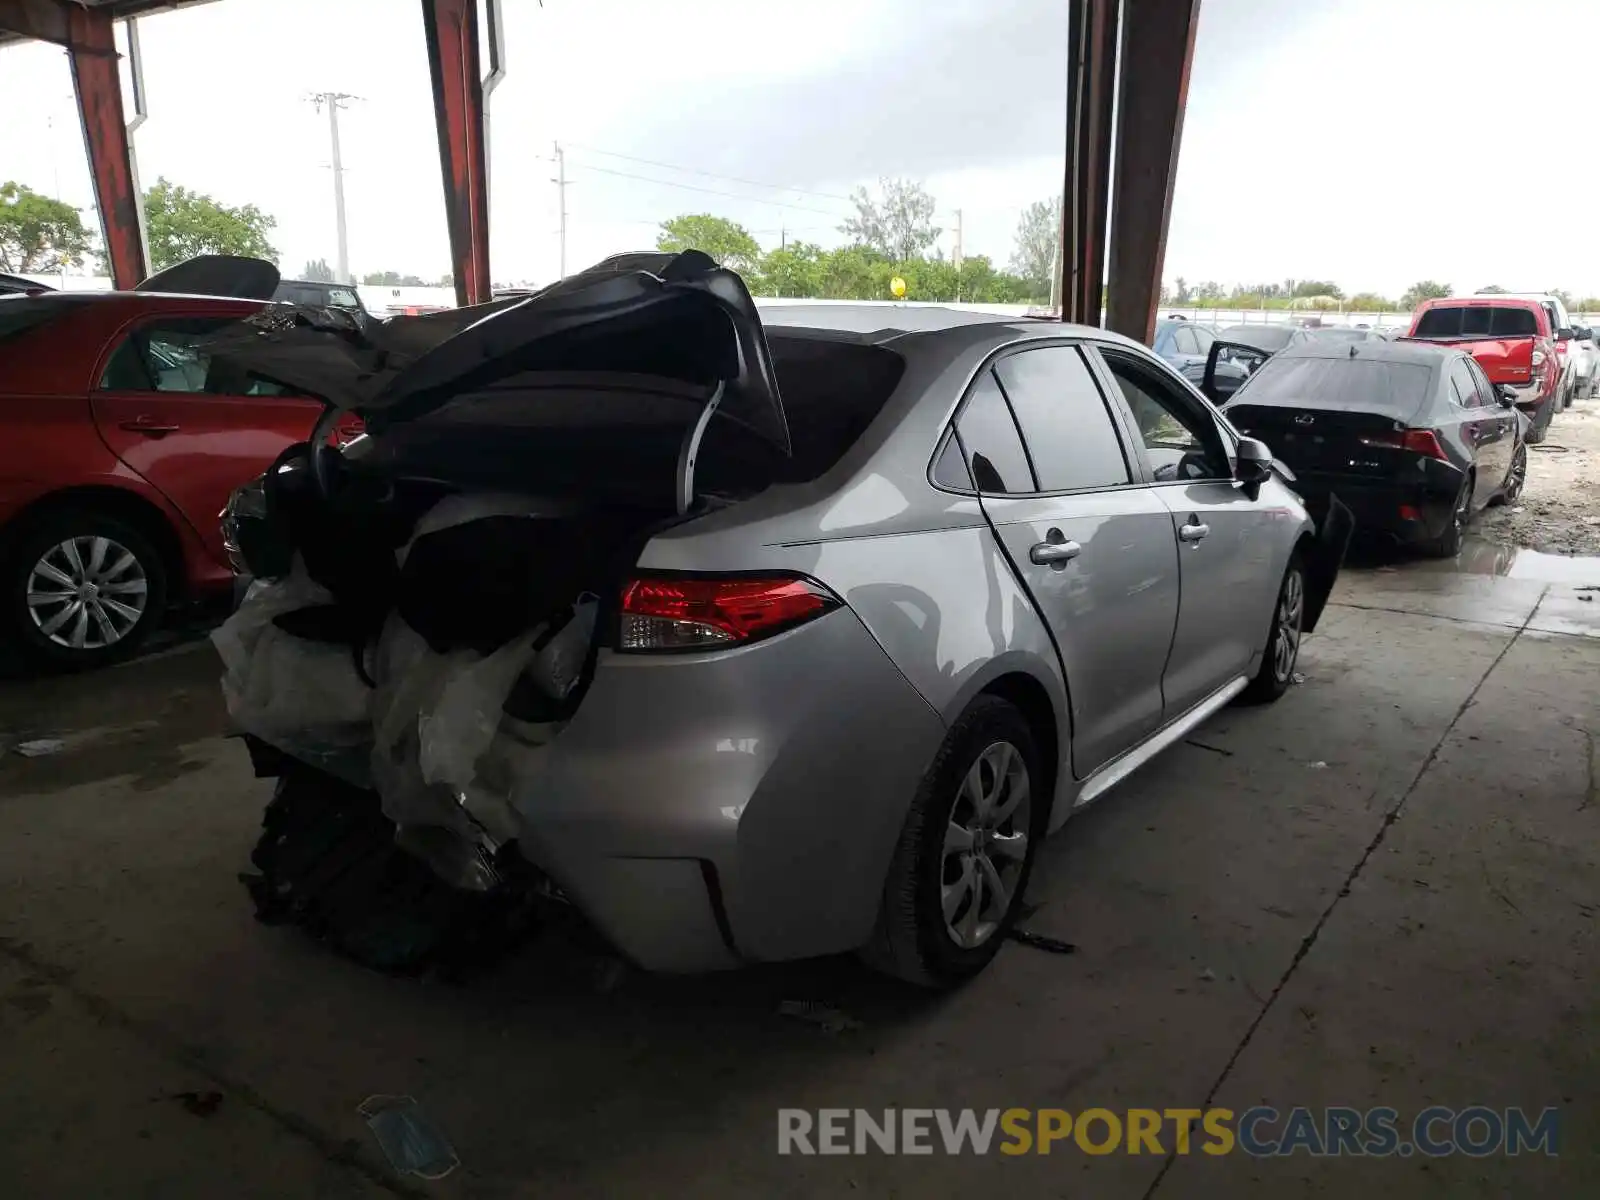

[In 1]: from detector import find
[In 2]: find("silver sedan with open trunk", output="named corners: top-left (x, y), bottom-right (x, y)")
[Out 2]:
top-left (213, 253), bottom-right (1348, 987)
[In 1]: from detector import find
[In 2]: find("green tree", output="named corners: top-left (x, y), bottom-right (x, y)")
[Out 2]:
top-left (1477, 284), bottom-right (1507, 294)
top-left (301, 258), bottom-right (335, 282)
top-left (655, 214), bottom-right (762, 273)
top-left (0, 181), bottom-right (90, 273)
top-left (144, 178), bottom-right (277, 270)
top-left (755, 241), bottom-right (826, 297)
top-left (1008, 196), bottom-right (1060, 297)
top-left (1292, 279), bottom-right (1344, 301)
top-left (1172, 276), bottom-right (1192, 304)
top-left (361, 270), bottom-right (428, 286)
top-left (1400, 280), bottom-right (1451, 310)
top-left (839, 178), bottom-right (941, 263)
top-left (1347, 292), bottom-right (1395, 312)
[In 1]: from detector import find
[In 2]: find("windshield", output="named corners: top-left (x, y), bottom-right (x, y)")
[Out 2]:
top-left (1229, 354), bottom-right (1435, 420)
top-left (1308, 328), bottom-right (1369, 343)
top-left (1220, 324), bottom-right (1293, 351)
top-left (1413, 306), bottom-right (1538, 338)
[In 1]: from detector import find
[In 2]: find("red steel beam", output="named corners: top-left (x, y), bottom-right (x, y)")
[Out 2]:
top-left (421, 0), bottom-right (490, 307)
top-left (67, 4), bottom-right (148, 288)
top-left (1059, 0), bottom-right (1118, 326)
top-left (1106, 0), bottom-right (1203, 344)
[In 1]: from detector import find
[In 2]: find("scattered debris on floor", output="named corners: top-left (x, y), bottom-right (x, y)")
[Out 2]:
top-left (777, 1000), bottom-right (863, 1034)
top-left (170, 1090), bottom-right (224, 1118)
top-left (359, 1095), bottom-right (460, 1181)
top-left (1308, 761), bottom-right (1328, 770)
top-left (1291, 671), bottom-right (1307, 685)
top-left (1199, 967), bottom-right (1217, 983)
top-left (1184, 738), bottom-right (1234, 757)
top-left (1007, 928), bottom-right (1077, 955)
top-left (13, 739), bottom-right (65, 758)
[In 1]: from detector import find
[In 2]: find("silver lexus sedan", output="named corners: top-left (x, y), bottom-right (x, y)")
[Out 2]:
top-left (217, 259), bottom-right (1347, 988)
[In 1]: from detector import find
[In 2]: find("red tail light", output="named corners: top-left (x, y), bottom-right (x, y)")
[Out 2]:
top-left (618, 574), bottom-right (840, 652)
top-left (1358, 429), bottom-right (1450, 461)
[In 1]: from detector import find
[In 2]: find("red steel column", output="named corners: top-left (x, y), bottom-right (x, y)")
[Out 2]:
top-left (67, 6), bottom-right (148, 288)
top-left (421, 0), bottom-right (491, 307)
top-left (1059, 0), bottom-right (1118, 326)
top-left (1106, 0), bottom-right (1203, 344)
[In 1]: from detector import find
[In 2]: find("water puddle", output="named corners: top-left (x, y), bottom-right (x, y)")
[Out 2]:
top-left (1412, 538), bottom-right (1600, 584)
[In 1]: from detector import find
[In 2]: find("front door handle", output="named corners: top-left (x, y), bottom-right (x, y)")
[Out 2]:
top-left (1179, 521), bottom-right (1211, 542)
top-left (119, 417), bottom-right (181, 436)
top-left (1030, 539), bottom-right (1082, 566)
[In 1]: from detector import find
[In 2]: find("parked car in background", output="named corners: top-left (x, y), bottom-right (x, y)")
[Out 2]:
top-left (1151, 318), bottom-right (1250, 399)
top-left (1405, 295), bottom-right (1560, 442)
top-left (1478, 291), bottom-right (1577, 406)
top-left (0, 259), bottom-right (357, 668)
top-left (1216, 323), bottom-right (1316, 356)
top-left (0, 273), bottom-right (53, 297)
top-left (1306, 326), bottom-right (1386, 344)
top-left (272, 278), bottom-right (373, 329)
top-left (215, 268), bottom-right (1350, 985)
top-left (1225, 340), bottom-right (1526, 557)
top-left (1567, 323), bottom-right (1597, 400)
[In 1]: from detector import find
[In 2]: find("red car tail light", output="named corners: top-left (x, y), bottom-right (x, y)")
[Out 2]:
top-left (618, 574), bottom-right (840, 652)
top-left (1358, 429), bottom-right (1451, 461)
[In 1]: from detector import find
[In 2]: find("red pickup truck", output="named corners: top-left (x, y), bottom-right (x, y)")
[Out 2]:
top-left (1405, 296), bottom-right (1560, 443)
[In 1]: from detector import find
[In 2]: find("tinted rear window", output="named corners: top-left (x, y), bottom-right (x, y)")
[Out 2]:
top-left (1413, 306), bottom-right (1538, 338)
top-left (1220, 324), bottom-right (1293, 351)
top-left (1230, 355), bottom-right (1435, 420)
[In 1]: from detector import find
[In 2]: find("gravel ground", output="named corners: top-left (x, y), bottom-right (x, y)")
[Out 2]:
top-left (1476, 396), bottom-right (1600, 555)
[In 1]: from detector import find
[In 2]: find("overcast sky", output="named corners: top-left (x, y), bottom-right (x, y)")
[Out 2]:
top-left (1, 0), bottom-right (1596, 296)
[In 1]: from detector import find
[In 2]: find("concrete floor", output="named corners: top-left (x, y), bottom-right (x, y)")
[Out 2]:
top-left (1, 566), bottom-right (1597, 1198)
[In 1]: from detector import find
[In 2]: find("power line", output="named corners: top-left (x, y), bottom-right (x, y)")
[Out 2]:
top-left (562, 160), bottom-right (849, 218)
top-left (564, 142), bottom-right (855, 204)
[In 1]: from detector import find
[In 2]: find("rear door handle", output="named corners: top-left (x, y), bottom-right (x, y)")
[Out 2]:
top-left (119, 417), bottom-right (181, 435)
top-left (1179, 521), bottom-right (1211, 542)
top-left (1030, 540), bottom-right (1082, 565)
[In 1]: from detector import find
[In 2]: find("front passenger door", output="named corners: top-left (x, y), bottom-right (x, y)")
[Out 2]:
top-left (947, 344), bottom-right (1181, 777)
top-left (1093, 347), bottom-right (1281, 718)
top-left (1457, 355), bottom-right (1512, 501)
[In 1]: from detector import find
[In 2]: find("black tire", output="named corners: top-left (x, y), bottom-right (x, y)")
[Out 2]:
top-left (1490, 443), bottom-right (1527, 507)
top-left (862, 695), bottom-right (1046, 987)
top-left (1, 508), bottom-right (168, 671)
top-left (1423, 475), bottom-right (1472, 558)
top-left (1240, 551), bottom-right (1306, 705)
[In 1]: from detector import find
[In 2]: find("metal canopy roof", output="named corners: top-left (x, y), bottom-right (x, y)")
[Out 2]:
top-left (0, 0), bottom-right (221, 48)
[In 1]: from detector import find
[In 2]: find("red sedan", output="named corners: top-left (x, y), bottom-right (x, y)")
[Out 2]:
top-left (0, 286), bottom-right (358, 668)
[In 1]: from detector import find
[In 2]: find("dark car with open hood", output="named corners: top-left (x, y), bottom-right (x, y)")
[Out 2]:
top-left (208, 250), bottom-right (1348, 987)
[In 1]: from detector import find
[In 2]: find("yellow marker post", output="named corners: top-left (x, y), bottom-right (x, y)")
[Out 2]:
top-left (890, 276), bottom-right (907, 299)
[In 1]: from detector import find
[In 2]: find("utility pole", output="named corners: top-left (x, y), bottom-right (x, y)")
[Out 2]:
top-left (308, 92), bottom-right (358, 283)
top-left (954, 208), bottom-right (964, 302)
top-left (551, 141), bottom-right (568, 278)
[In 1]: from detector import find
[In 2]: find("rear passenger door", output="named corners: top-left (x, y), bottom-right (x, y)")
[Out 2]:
top-left (1092, 347), bottom-right (1281, 717)
top-left (91, 313), bottom-right (341, 567)
top-left (1452, 355), bottom-right (1512, 504)
top-left (946, 343), bottom-right (1181, 777)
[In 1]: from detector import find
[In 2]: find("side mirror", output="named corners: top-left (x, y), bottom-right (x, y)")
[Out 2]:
top-left (1235, 436), bottom-right (1274, 496)
top-left (1495, 385), bottom-right (1517, 408)
top-left (1557, 327), bottom-right (1575, 341)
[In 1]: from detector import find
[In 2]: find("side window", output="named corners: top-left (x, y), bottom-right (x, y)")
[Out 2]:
top-left (98, 316), bottom-right (287, 397)
top-left (1172, 326), bottom-right (1199, 355)
top-left (993, 346), bottom-right (1130, 491)
top-left (1192, 327), bottom-right (1216, 354)
top-left (1465, 358), bottom-right (1496, 405)
top-left (1448, 359), bottom-right (1482, 407)
top-left (938, 370), bottom-right (1035, 494)
top-left (1099, 350), bottom-right (1232, 483)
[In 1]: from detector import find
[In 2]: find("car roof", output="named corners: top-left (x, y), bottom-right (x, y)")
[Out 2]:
top-left (1271, 338), bottom-right (1454, 365)
top-left (757, 304), bottom-right (1024, 339)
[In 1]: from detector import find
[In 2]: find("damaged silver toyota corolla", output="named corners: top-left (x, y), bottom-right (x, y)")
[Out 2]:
top-left (210, 251), bottom-right (1351, 986)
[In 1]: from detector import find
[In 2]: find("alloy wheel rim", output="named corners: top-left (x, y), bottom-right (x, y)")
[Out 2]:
top-left (1273, 569), bottom-right (1304, 683)
top-left (941, 740), bottom-right (1031, 950)
top-left (26, 535), bottom-right (149, 650)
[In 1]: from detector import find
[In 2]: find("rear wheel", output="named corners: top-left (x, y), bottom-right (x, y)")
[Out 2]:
top-left (1424, 475), bottom-right (1472, 558)
top-left (1492, 444), bottom-right (1527, 506)
top-left (1240, 553), bottom-right (1305, 705)
top-left (863, 696), bottom-right (1045, 987)
top-left (1, 509), bottom-right (168, 671)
